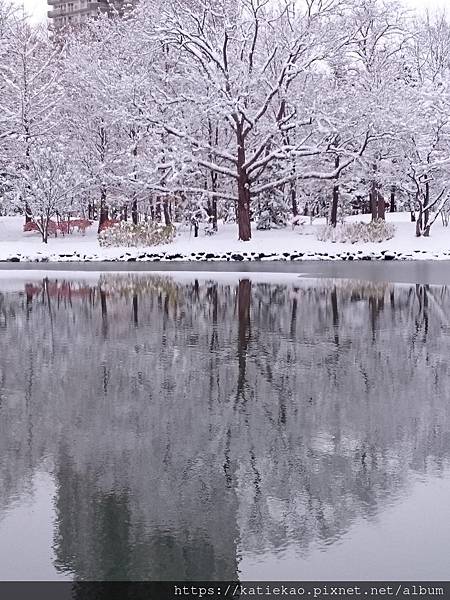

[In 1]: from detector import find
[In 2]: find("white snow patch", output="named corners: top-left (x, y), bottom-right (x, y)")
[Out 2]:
top-left (1, 213), bottom-right (450, 262)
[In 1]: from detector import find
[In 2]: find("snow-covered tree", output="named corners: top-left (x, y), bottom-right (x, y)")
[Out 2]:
top-left (140, 0), bottom-right (378, 240)
top-left (14, 143), bottom-right (83, 242)
top-left (0, 18), bottom-right (63, 221)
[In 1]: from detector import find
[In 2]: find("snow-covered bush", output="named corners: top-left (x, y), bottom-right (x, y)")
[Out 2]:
top-left (256, 210), bottom-right (273, 230)
top-left (317, 220), bottom-right (395, 244)
top-left (255, 205), bottom-right (289, 230)
top-left (254, 192), bottom-right (289, 230)
top-left (98, 221), bottom-right (176, 247)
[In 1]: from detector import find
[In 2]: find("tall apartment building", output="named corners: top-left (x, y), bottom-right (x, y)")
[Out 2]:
top-left (47, 0), bottom-right (126, 31)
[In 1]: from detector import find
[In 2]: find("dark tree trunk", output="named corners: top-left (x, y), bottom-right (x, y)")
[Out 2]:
top-left (377, 192), bottom-right (385, 220)
top-left (237, 279), bottom-right (251, 401)
top-left (330, 157), bottom-right (340, 227)
top-left (331, 286), bottom-right (339, 346)
top-left (290, 171), bottom-right (298, 218)
top-left (98, 186), bottom-right (108, 232)
top-left (370, 181), bottom-right (378, 221)
top-left (424, 182), bottom-right (430, 228)
top-left (26, 287), bottom-right (33, 322)
top-left (423, 285), bottom-right (429, 336)
top-left (390, 187), bottom-right (396, 212)
top-left (163, 197), bottom-right (171, 226)
top-left (100, 288), bottom-right (108, 338)
top-left (331, 286), bottom-right (339, 328)
top-left (211, 196), bottom-right (218, 231)
top-left (236, 124), bottom-right (251, 241)
top-left (416, 220), bottom-right (421, 237)
top-left (290, 296), bottom-right (297, 339)
top-left (211, 284), bottom-right (218, 325)
top-left (237, 181), bottom-right (251, 241)
top-left (131, 198), bottom-right (138, 225)
top-left (132, 294), bottom-right (138, 326)
top-left (209, 172), bottom-right (218, 231)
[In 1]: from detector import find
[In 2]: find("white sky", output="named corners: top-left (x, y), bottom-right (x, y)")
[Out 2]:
top-left (11, 0), bottom-right (450, 24)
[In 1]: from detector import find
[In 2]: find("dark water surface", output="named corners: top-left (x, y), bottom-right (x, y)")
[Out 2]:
top-left (0, 270), bottom-right (449, 581)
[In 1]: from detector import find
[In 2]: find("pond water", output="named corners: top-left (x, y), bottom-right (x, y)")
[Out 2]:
top-left (0, 270), bottom-right (449, 581)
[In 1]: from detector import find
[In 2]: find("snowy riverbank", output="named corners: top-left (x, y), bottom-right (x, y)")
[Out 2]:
top-left (1, 213), bottom-right (450, 262)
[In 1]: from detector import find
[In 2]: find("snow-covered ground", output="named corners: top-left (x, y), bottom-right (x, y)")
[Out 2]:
top-left (1, 212), bottom-right (450, 262)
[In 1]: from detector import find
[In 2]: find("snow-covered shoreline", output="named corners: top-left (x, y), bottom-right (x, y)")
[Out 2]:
top-left (2, 213), bottom-right (450, 263)
top-left (3, 248), bottom-right (450, 262)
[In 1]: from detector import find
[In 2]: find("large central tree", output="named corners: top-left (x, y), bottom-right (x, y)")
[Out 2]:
top-left (141, 0), bottom-right (370, 240)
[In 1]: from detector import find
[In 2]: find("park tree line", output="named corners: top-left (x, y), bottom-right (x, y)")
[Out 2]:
top-left (2, 0), bottom-right (450, 241)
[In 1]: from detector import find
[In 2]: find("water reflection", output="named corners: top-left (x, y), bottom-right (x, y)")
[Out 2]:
top-left (0, 274), bottom-right (450, 580)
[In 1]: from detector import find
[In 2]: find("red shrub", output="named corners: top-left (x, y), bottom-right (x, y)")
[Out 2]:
top-left (24, 218), bottom-right (93, 237)
top-left (57, 221), bottom-right (70, 235)
top-left (71, 219), bottom-right (93, 234)
top-left (23, 221), bottom-right (39, 232)
top-left (47, 220), bottom-right (58, 235)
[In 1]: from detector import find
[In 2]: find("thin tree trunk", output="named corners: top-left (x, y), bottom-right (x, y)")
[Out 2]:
top-left (208, 121), bottom-right (219, 232)
top-left (291, 183), bottom-right (298, 218)
top-left (290, 163), bottom-right (298, 218)
top-left (100, 288), bottom-right (108, 338)
top-left (209, 172), bottom-right (218, 231)
top-left (330, 156), bottom-right (340, 227)
top-left (416, 201), bottom-right (423, 237)
top-left (390, 187), bottom-right (396, 212)
top-left (98, 186), bottom-right (108, 232)
top-left (163, 197), bottom-right (171, 226)
top-left (131, 141), bottom-right (138, 225)
top-left (131, 199), bottom-right (138, 225)
top-left (132, 294), bottom-right (138, 326)
top-left (424, 181), bottom-right (430, 228)
top-left (331, 286), bottom-right (339, 346)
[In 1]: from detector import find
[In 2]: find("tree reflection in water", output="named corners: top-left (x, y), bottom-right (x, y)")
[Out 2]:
top-left (0, 274), bottom-right (449, 580)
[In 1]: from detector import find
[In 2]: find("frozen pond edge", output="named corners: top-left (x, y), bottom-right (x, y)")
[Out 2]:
top-left (1, 260), bottom-right (450, 285)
